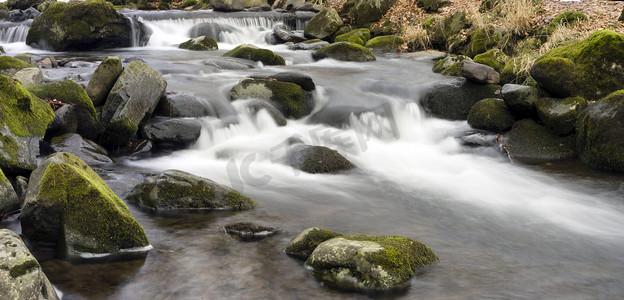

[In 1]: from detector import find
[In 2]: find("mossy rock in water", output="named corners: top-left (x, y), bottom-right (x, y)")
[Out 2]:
top-left (285, 227), bottom-right (343, 259)
top-left (416, 0), bottom-right (449, 13)
top-left (473, 49), bottom-right (509, 73)
top-left (313, 42), bottom-right (376, 62)
top-left (0, 75), bottom-right (54, 173)
top-left (365, 35), bottom-right (404, 52)
top-left (306, 235), bottom-right (438, 291)
top-left (304, 7), bottom-right (343, 40)
top-left (0, 167), bottom-right (19, 215)
top-left (229, 78), bottom-right (312, 119)
top-left (0, 229), bottom-right (59, 300)
top-left (27, 80), bottom-right (100, 140)
top-left (347, 0), bottom-right (397, 28)
top-left (506, 119), bottom-right (576, 162)
top-left (536, 96), bottom-right (586, 136)
top-left (467, 98), bottom-right (515, 132)
top-left (0, 56), bottom-right (31, 77)
top-left (334, 28), bottom-right (370, 46)
top-left (86, 56), bottom-right (122, 107)
top-left (530, 30), bottom-right (624, 100)
top-left (288, 144), bottom-right (356, 174)
top-left (20, 152), bottom-right (151, 261)
top-left (576, 90), bottom-right (624, 171)
top-left (422, 79), bottom-right (502, 120)
top-left (25, 0), bottom-right (151, 51)
top-left (223, 44), bottom-right (285, 65)
top-left (179, 36), bottom-right (218, 51)
top-left (433, 55), bottom-right (471, 76)
top-left (126, 169), bottom-right (257, 210)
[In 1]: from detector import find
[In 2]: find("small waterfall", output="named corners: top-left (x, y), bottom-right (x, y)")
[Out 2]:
top-left (0, 24), bottom-right (30, 43)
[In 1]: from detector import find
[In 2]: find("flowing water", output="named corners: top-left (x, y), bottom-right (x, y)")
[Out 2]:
top-left (2, 10), bottom-right (624, 300)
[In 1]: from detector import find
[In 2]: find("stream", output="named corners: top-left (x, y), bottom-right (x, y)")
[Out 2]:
top-left (2, 9), bottom-right (624, 299)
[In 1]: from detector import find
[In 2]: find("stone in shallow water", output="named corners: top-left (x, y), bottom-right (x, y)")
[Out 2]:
top-left (222, 222), bottom-right (280, 241)
top-left (285, 227), bottom-right (343, 259)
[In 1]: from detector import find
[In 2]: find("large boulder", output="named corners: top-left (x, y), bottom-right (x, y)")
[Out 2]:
top-left (467, 98), bottom-right (514, 132)
top-left (211, 0), bottom-right (244, 11)
top-left (25, 0), bottom-right (151, 51)
top-left (100, 61), bottom-right (167, 146)
top-left (6, 0), bottom-right (44, 10)
top-left (0, 55), bottom-right (32, 78)
top-left (576, 90), bottom-right (624, 171)
top-left (334, 28), bottom-right (371, 45)
top-left (364, 35), bottom-right (404, 52)
top-left (155, 93), bottom-right (216, 118)
top-left (461, 60), bottom-right (500, 84)
top-left (288, 144), bottom-right (356, 174)
top-left (140, 118), bottom-right (202, 146)
top-left (304, 8), bottom-right (343, 40)
top-left (344, 0), bottom-right (397, 27)
top-left (12, 67), bottom-right (44, 86)
top-left (422, 79), bottom-right (502, 120)
top-left (285, 227), bottom-right (343, 259)
top-left (506, 119), bottom-right (576, 162)
top-left (86, 56), bottom-right (122, 107)
top-left (536, 96), bottom-right (586, 136)
top-left (223, 44), bottom-right (285, 66)
top-left (126, 169), bottom-right (257, 210)
top-left (312, 42), bottom-right (376, 62)
top-left (20, 152), bottom-right (151, 260)
top-left (530, 30), bottom-right (624, 100)
top-left (179, 36), bottom-right (218, 51)
top-left (0, 75), bottom-right (54, 173)
top-left (27, 80), bottom-right (100, 140)
top-left (49, 133), bottom-right (112, 167)
top-left (46, 104), bottom-right (78, 137)
top-left (229, 78), bottom-right (313, 119)
top-left (0, 229), bottom-right (59, 300)
top-left (189, 22), bottom-right (238, 41)
top-left (0, 168), bottom-right (19, 215)
top-left (306, 235), bottom-right (438, 291)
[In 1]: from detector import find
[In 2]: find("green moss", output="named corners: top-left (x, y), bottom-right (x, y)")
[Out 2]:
top-left (313, 42), bottom-right (376, 62)
top-left (9, 259), bottom-right (39, 278)
top-left (299, 146), bottom-right (356, 174)
top-left (304, 7), bottom-right (343, 40)
top-left (223, 44), bottom-right (285, 65)
top-left (0, 167), bottom-right (6, 184)
top-left (231, 79), bottom-right (311, 119)
top-left (0, 56), bottom-right (31, 71)
top-left (0, 135), bottom-right (19, 170)
top-left (467, 98), bottom-right (515, 132)
top-left (433, 55), bottom-right (469, 76)
top-left (550, 11), bottom-right (588, 28)
top-left (285, 227), bottom-right (343, 259)
top-left (224, 190), bottom-right (257, 209)
top-left (334, 29), bottom-right (371, 46)
top-left (365, 35), bottom-right (404, 52)
top-left (179, 36), bottom-right (218, 51)
top-left (473, 49), bottom-right (509, 73)
top-left (0, 75), bottom-right (54, 137)
top-left (467, 27), bottom-right (499, 57)
top-left (423, 16), bottom-right (436, 29)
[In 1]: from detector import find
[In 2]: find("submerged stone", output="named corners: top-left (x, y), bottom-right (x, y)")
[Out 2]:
top-left (223, 222), bottom-right (279, 241)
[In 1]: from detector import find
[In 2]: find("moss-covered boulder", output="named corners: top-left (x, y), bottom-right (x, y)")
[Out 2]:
top-left (0, 56), bottom-right (31, 78)
top-left (179, 36), bottom-right (218, 51)
top-left (27, 80), bottom-right (99, 140)
top-left (285, 227), bottom-right (343, 259)
top-left (288, 144), bottom-right (356, 174)
top-left (346, 0), bottom-right (396, 27)
top-left (126, 169), bottom-right (257, 210)
top-left (250, 72), bottom-right (316, 92)
top-left (365, 35), bottom-right (404, 52)
top-left (0, 75), bottom-right (54, 173)
top-left (306, 235), bottom-right (438, 291)
top-left (313, 42), bottom-right (376, 62)
top-left (530, 30), bottom-right (624, 100)
top-left (304, 8), bottom-right (343, 40)
top-left (506, 119), bottom-right (576, 162)
top-left (467, 98), bottom-right (514, 132)
top-left (0, 168), bottom-right (19, 215)
top-left (86, 56), bottom-right (122, 107)
top-left (100, 61), bottom-right (167, 146)
top-left (432, 55), bottom-right (471, 76)
top-left (20, 152), bottom-right (151, 260)
top-left (50, 133), bottom-right (111, 167)
top-left (501, 84), bottom-right (540, 118)
top-left (0, 229), bottom-right (59, 300)
top-left (576, 90), bottom-right (624, 171)
top-left (550, 11), bottom-right (587, 29)
top-left (230, 78), bottom-right (312, 119)
top-left (416, 0), bottom-right (449, 13)
top-left (223, 44), bottom-right (285, 65)
top-left (25, 0), bottom-right (151, 51)
top-left (211, 0), bottom-right (244, 11)
top-left (334, 28), bottom-right (371, 45)
top-left (423, 79), bottom-right (502, 120)
top-left (473, 49), bottom-right (509, 73)
top-left (536, 96), bottom-right (586, 135)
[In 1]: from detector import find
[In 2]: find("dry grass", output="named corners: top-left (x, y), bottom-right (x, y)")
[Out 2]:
top-left (403, 23), bottom-right (431, 49)
top-left (500, 0), bottom-right (538, 36)
top-left (539, 23), bottom-right (592, 53)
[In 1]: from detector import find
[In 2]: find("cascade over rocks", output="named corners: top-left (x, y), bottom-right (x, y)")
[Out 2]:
top-left (190, 22), bottom-right (239, 41)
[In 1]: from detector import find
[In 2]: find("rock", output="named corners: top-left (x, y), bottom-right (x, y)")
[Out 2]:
top-left (117, 139), bottom-right (153, 158)
top-left (432, 55), bottom-right (471, 76)
top-left (288, 144), bottom-right (356, 174)
top-left (229, 78), bottom-right (312, 119)
top-left (466, 26), bottom-right (501, 57)
top-left (86, 56), bottom-right (123, 107)
top-left (21, 152), bottom-right (151, 260)
top-left (100, 61), bottom-right (167, 146)
top-left (364, 35), bottom-right (404, 52)
top-left (46, 104), bottom-right (78, 137)
top-left (458, 131), bottom-right (499, 147)
top-left (140, 118), bottom-right (202, 146)
top-left (0, 56), bottom-right (32, 78)
top-left (250, 72), bottom-right (316, 91)
top-left (248, 3), bottom-right (271, 11)
top-left (50, 133), bottom-right (112, 167)
top-left (576, 90), bottom-right (624, 171)
top-left (288, 40), bottom-right (330, 51)
top-left (189, 22), bottom-right (239, 41)
top-left (282, 0), bottom-right (304, 9)
top-left (223, 222), bottom-right (279, 241)
top-left (126, 169), bottom-right (257, 210)
top-left (211, 0), bottom-right (244, 11)
top-left (473, 49), bottom-right (509, 73)
top-left (25, 0), bottom-right (151, 51)
top-left (27, 80), bottom-right (100, 140)
top-left (223, 44), bottom-right (285, 66)
top-left (304, 8), bottom-right (343, 40)
top-left (334, 28), bottom-right (370, 45)
top-left (0, 229), bottom-right (59, 300)
top-left (501, 84), bottom-right (539, 118)
top-left (6, 0), bottom-right (42, 10)
top-left (14, 54), bottom-right (35, 66)
top-left (38, 56), bottom-right (58, 69)
top-left (203, 57), bottom-right (256, 70)
top-left (0, 168), bottom-right (19, 215)
top-left (11, 68), bottom-right (43, 86)
top-left (14, 175), bottom-right (28, 207)
top-left (179, 36), bottom-right (218, 51)
top-left (345, 0), bottom-right (396, 27)
top-left (416, 0), bottom-right (449, 12)
top-left (272, 24), bottom-right (306, 44)
top-left (306, 235), bottom-right (438, 291)
top-left (530, 30), bottom-right (624, 99)
top-left (422, 78), bottom-right (502, 120)
top-left (536, 96), bottom-right (586, 136)
top-left (155, 93), bottom-right (216, 118)
top-left (285, 227), bottom-right (343, 259)
top-left (313, 42), bottom-right (376, 62)
top-left (239, 99), bottom-right (288, 126)
top-left (506, 119), bottom-right (576, 162)
top-left (8, 7), bottom-right (40, 22)
top-left (0, 75), bottom-right (54, 173)
top-left (244, 0), bottom-right (268, 8)
top-left (428, 11), bottom-right (468, 50)
top-left (467, 98), bottom-right (514, 132)
top-left (461, 60), bottom-right (500, 84)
